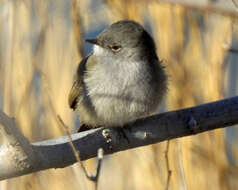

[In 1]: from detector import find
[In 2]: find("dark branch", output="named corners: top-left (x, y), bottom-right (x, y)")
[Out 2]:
top-left (1, 96), bottom-right (238, 180)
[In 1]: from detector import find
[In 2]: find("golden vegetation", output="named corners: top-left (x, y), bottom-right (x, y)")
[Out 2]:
top-left (0, 0), bottom-right (237, 189)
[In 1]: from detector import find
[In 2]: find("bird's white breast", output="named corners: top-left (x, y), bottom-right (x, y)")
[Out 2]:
top-left (82, 46), bottom-right (161, 127)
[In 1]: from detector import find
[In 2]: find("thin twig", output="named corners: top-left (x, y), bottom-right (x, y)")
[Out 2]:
top-left (232, 0), bottom-right (238, 9)
top-left (57, 115), bottom-right (104, 189)
top-left (93, 148), bottom-right (104, 190)
top-left (164, 140), bottom-right (172, 190)
top-left (156, 0), bottom-right (238, 18)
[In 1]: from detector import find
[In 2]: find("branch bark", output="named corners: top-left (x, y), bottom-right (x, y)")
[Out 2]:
top-left (1, 96), bottom-right (238, 181)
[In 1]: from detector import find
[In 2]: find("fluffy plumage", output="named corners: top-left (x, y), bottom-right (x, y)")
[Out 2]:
top-left (68, 20), bottom-right (167, 130)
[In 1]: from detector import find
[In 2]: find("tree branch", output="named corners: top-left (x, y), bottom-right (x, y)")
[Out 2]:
top-left (1, 96), bottom-right (238, 180)
top-left (156, 0), bottom-right (238, 18)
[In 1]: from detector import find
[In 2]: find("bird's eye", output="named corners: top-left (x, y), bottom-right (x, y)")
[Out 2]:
top-left (110, 45), bottom-right (121, 52)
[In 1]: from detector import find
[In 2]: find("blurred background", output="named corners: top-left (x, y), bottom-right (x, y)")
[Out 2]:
top-left (0, 0), bottom-right (238, 189)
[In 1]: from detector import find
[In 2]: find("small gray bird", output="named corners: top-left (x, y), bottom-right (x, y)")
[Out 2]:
top-left (68, 20), bottom-right (167, 132)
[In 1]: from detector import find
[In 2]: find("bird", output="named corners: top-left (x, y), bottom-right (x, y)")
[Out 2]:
top-left (68, 20), bottom-right (167, 132)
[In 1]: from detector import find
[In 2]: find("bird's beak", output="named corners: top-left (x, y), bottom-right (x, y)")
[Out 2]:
top-left (86, 38), bottom-right (101, 46)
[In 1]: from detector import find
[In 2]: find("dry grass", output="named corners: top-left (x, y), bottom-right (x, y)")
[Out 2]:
top-left (0, 0), bottom-right (237, 189)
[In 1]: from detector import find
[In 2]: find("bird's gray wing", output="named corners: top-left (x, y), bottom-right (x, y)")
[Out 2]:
top-left (68, 55), bottom-right (91, 110)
